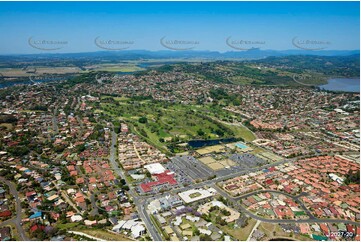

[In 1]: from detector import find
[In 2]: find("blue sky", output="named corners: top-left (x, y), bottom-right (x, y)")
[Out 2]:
top-left (0, 1), bottom-right (359, 54)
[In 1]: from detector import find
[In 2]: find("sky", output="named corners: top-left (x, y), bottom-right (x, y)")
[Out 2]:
top-left (0, 1), bottom-right (359, 54)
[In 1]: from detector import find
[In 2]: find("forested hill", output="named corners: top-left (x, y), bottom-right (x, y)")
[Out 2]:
top-left (251, 54), bottom-right (360, 77)
top-left (143, 54), bottom-right (359, 86)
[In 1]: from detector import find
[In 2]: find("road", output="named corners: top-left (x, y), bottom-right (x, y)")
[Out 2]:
top-left (211, 184), bottom-right (359, 227)
top-left (239, 206), bottom-right (360, 226)
top-left (107, 128), bottom-right (162, 241)
top-left (137, 200), bottom-right (162, 241)
top-left (52, 107), bottom-right (59, 134)
top-left (108, 127), bottom-right (137, 198)
top-left (108, 128), bottom-right (128, 185)
top-left (89, 193), bottom-right (99, 217)
top-left (60, 191), bottom-right (82, 214)
top-left (51, 175), bottom-right (83, 215)
top-left (0, 177), bottom-right (29, 241)
top-left (234, 189), bottom-right (315, 219)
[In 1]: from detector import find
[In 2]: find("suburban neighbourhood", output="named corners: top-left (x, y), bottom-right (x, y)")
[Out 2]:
top-left (0, 64), bottom-right (359, 241)
top-left (0, 2), bottom-right (359, 240)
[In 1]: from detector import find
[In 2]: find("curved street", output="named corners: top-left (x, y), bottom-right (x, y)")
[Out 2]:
top-left (234, 189), bottom-right (315, 219)
top-left (212, 185), bottom-right (359, 227)
top-left (0, 177), bottom-right (29, 241)
top-left (239, 205), bottom-right (360, 226)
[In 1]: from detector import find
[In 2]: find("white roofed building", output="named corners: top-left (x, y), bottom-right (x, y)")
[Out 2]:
top-left (112, 219), bottom-right (146, 239)
top-left (178, 188), bottom-right (217, 204)
top-left (144, 163), bottom-right (166, 174)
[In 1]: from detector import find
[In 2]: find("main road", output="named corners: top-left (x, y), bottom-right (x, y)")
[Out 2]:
top-left (108, 128), bottom-right (162, 241)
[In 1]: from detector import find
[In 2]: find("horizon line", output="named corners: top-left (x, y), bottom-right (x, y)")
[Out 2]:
top-left (0, 49), bottom-right (360, 56)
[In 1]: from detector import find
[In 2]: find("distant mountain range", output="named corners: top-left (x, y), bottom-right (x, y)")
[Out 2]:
top-left (0, 49), bottom-right (359, 61)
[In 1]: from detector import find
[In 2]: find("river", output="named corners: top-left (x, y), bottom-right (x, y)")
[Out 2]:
top-left (319, 78), bottom-right (360, 93)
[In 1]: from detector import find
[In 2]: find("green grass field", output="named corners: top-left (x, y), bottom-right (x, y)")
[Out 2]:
top-left (98, 96), bottom-right (256, 153)
top-left (94, 64), bottom-right (145, 72)
top-left (222, 218), bottom-right (257, 241)
top-left (57, 222), bottom-right (79, 230)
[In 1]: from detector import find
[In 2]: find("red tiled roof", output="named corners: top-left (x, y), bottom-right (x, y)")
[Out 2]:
top-left (67, 165), bottom-right (75, 172)
top-left (0, 210), bottom-right (12, 217)
top-left (225, 184), bottom-right (238, 190)
top-left (75, 196), bottom-right (85, 203)
top-left (70, 171), bottom-right (78, 176)
top-left (30, 224), bottom-right (45, 232)
top-left (26, 191), bottom-right (36, 197)
top-left (346, 224), bottom-right (355, 233)
top-left (265, 179), bottom-right (273, 185)
top-left (320, 224), bottom-right (329, 235)
top-left (140, 170), bottom-right (177, 192)
top-left (268, 167), bottom-right (276, 172)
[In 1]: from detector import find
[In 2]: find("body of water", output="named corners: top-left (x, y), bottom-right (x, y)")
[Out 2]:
top-left (137, 61), bottom-right (181, 68)
top-left (319, 78), bottom-right (360, 93)
top-left (0, 76), bottom-right (68, 89)
top-left (188, 138), bottom-right (237, 148)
